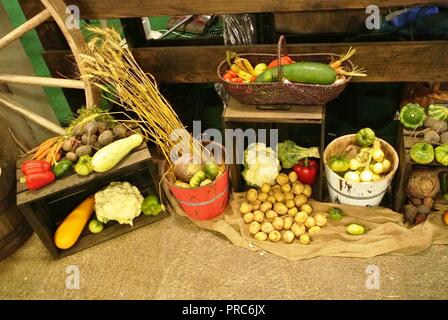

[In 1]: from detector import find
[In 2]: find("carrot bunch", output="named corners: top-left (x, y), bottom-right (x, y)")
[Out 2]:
top-left (31, 136), bottom-right (63, 166)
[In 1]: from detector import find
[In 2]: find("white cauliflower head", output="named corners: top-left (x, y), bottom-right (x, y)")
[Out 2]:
top-left (94, 181), bottom-right (144, 226)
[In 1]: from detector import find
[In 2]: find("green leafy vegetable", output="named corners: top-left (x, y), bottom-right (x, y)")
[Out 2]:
top-left (277, 140), bottom-right (320, 169)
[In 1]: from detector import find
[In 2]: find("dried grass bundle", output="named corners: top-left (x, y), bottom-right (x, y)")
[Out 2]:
top-left (79, 26), bottom-right (205, 166)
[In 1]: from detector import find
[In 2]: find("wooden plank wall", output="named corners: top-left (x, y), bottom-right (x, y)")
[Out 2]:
top-left (42, 41), bottom-right (448, 83)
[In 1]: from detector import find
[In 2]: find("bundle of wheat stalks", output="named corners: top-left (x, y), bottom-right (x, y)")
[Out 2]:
top-left (79, 26), bottom-right (205, 166)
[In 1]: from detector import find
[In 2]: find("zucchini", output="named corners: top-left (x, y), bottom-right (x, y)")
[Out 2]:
top-left (91, 134), bottom-right (143, 172)
top-left (255, 62), bottom-right (337, 85)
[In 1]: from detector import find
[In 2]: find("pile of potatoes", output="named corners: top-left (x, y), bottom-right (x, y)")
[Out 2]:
top-left (240, 172), bottom-right (327, 245)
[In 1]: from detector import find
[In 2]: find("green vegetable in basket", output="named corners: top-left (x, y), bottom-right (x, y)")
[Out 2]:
top-left (428, 104), bottom-right (448, 121)
top-left (435, 144), bottom-right (448, 166)
top-left (189, 170), bottom-right (206, 188)
top-left (355, 128), bottom-right (376, 147)
top-left (141, 194), bottom-right (163, 216)
top-left (399, 103), bottom-right (425, 129)
top-left (277, 140), bottom-right (320, 169)
top-left (255, 62), bottom-right (337, 85)
top-left (329, 155), bottom-right (350, 173)
top-left (328, 207), bottom-right (344, 221)
top-left (204, 161), bottom-right (219, 180)
top-left (410, 142), bottom-right (434, 164)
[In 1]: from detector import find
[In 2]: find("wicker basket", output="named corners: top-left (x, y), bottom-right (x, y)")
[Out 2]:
top-left (401, 82), bottom-right (448, 108)
top-left (217, 35), bottom-right (354, 105)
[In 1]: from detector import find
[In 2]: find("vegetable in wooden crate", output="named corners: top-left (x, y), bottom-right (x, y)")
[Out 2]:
top-left (410, 143), bottom-right (434, 164)
top-left (94, 181), bottom-right (144, 226)
top-left (277, 140), bottom-right (320, 169)
top-left (427, 104), bottom-right (448, 121)
top-left (400, 103), bottom-right (425, 129)
top-left (91, 134), bottom-right (143, 173)
top-left (20, 160), bottom-right (55, 190)
top-left (242, 143), bottom-right (281, 187)
top-left (435, 145), bottom-right (448, 165)
top-left (52, 159), bottom-right (72, 178)
top-left (292, 158), bottom-right (319, 185)
top-left (54, 195), bottom-right (95, 249)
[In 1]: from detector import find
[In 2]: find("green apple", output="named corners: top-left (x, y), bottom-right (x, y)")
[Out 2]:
top-left (254, 63), bottom-right (268, 76)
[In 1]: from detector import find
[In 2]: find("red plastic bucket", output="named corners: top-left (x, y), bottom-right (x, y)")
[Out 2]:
top-left (167, 168), bottom-right (229, 220)
top-left (165, 141), bottom-right (230, 220)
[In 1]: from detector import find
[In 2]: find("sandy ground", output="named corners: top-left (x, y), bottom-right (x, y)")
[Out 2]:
top-left (1, 213), bottom-right (447, 300)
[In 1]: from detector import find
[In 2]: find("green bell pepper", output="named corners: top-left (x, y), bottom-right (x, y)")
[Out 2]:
top-left (141, 194), bottom-right (163, 216)
top-left (53, 159), bottom-right (72, 178)
top-left (75, 155), bottom-right (93, 176)
top-left (355, 128), bottom-right (376, 147)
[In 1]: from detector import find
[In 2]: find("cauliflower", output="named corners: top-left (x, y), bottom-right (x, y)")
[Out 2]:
top-left (94, 181), bottom-right (144, 226)
top-left (241, 143), bottom-right (281, 187)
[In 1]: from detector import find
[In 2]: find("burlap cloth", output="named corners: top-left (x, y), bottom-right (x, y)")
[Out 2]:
top-left (162, 179), bottom-right (448, 260)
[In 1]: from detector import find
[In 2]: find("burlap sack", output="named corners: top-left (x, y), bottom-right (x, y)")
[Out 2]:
top-left (161, 173), bottom-right (448, 260)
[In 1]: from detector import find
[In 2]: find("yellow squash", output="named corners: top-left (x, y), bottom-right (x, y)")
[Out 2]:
top-left (54, 195), bottom-right (95, 249)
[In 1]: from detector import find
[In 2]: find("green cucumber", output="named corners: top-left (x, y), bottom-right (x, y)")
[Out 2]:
top-left (255, 62), bottom-right (337, 85)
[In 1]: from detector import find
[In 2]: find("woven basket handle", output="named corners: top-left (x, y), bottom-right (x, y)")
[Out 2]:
top-left (277, 35), bottom-right (287, 83)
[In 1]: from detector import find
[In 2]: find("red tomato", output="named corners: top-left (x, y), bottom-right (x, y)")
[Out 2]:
top-left (228, 70), bottom-right (238, 78)
top-left (230, 77), bottom-right (243, 83)
top-left (268, 55), bottom-right (294, 68)
top-left (223, 73), bottom-right (233, 81)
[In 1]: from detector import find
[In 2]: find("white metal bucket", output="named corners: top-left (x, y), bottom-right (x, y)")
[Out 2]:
top-left (323, 135), bottom-right (399, 206)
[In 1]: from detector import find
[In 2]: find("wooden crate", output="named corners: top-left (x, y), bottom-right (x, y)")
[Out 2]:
top-left (16, 144), bottom-right (169, 259)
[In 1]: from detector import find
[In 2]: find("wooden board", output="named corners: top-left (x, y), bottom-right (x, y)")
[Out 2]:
top-left (16, 144), bottom-right (150, 205)
top-left (223, 99), bottom-right (323, 124)
top-left (20, 0), bottom-right (440, 18)
top-left (42, 40), bottom-right (448, 83)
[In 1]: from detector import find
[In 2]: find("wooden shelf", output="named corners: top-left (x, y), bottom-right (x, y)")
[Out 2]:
top-left (223, 98), bottom-right (324, 124)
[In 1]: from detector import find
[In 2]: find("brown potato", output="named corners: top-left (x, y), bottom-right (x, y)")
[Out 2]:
top-left (243, 213), bottom-right (254, 224)
top-left (303, 184), bottom-right (312, 197)
top-left (304, 216), bottom-right (316, 228)
top-left (250, 200), bottom-right (261, 211)
top-left (292, 181), bottom-right (305, 195)
top-left (268, 230), bottom-right (282, 242)
top-left (281, 183), bottom-right (292, 193)
top-left (249, 221), bottom-right (261, 235)
top-left (285, 199), bottom-right (295, 209)
top-left (274, 202), bottom-right (288, 215)
top-left (294, 211), bottom-right (308, 224)
top-left (265, 210), bottom-right (278, 220)
top-left (257, 192), bottom-right (268, 202)
top-left (284, 193), bottom-right (295, 201)
top-left (301, 203), bottom-right (313, 214)
top-left (287, 207), bottom-right (298, 216)
top-left (246, 188), bottom-right (258, 202)
top-left (276, 173), bottom-right (289, 186)
top-left (239, 202), bottom-right (253, 214)
top-left (283, 216), bottom-right (294, 230)
top-left (299, 234), bottom-right (311, 245)
top-left (261, 222), bottom-right (274, 234)
top-left (254, 231), bottom-right (268, 241)
top-left (272, 217), bottom-right (284, 231)
top-left (260, 201), bottom-right (273, 213)
top-left (282, 230), bottom-right (295, 243)
top-left (308, 226), bottom-right (321, 235)
top-left (267, 195), bottom-right (276, 204)
top-left (253, 210), bottom-right (265, 223)
top-left (261, 183), bottom-right (271, 194)
top-left (288, 171), bottom-right (298, 183)
top-left (291, 223), bottom-right (306, 237)
top-left (274, 192), bottom-right (285, 202)
top-left (294, 194), bottom-right (307, 207)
